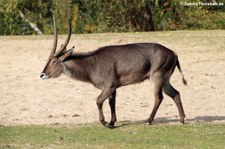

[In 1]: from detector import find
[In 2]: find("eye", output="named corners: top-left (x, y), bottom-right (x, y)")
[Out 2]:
top-left (51, 59), bottom-right (57, 65)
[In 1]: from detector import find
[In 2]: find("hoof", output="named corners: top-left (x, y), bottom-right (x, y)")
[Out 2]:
top-left (100, 120), bottom-right (107, 126)
top-left (100, 120), bottom-right (115, 129)
top-left (145, 119), bottom-right (153, 125)
top-left (107, 124), bottom-right (115, 129)
top-left (180, 121), bottom-right (187, 125)
top-left (105, 121), bottom-right (115, 129)
top-left (180, 118), bottom-right (185, 124)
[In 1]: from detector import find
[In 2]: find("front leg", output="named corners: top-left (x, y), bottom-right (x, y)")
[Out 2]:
top-left (96, 87), bottom-right (115, 127)
top-left (108, 90), bottom-right (117, 128)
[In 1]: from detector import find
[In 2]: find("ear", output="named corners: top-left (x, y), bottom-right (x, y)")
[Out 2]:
top-left (59, 47), bottom-right (74, 61)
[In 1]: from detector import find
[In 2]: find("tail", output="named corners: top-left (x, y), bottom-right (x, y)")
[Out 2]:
top-left (176, 56), bottom-right (187, 85)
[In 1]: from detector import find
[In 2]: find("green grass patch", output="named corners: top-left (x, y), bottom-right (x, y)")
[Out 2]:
top-left (0, 123), bottom-right (225, 148)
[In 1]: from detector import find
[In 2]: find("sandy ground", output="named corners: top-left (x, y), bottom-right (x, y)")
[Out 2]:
top-left (1, 31), bottom-right (225, 126)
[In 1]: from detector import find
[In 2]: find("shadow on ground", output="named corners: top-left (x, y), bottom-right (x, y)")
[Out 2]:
top-left (115, 116), bottom-right (225, 128)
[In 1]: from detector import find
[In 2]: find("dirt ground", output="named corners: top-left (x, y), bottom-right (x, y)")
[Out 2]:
top-left (1, 31), bottom-right (225, 126)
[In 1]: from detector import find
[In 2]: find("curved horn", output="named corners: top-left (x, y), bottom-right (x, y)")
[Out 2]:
top-left (55, 18), bottom-right (72, 56)
top-left (50, 16), bottom-right (58, 57)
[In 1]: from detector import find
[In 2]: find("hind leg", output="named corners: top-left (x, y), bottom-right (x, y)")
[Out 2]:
top-left (147, 74), bottom-right (164, 124)
top-left (163, 81), bottom-right (186, 124)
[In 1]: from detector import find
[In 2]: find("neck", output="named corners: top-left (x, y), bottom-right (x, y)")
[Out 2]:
top-left (62, 56), bottom-right (94, 83)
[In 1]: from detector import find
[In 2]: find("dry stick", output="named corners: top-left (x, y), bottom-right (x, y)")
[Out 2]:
top-left (18, 10), bottom-right (43, 35)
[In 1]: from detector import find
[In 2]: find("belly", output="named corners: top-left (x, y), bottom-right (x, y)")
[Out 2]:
top-left (118, 63), bottom-right (151, 86)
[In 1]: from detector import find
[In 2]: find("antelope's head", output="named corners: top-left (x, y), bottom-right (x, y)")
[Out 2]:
top-left (40, 17), bottom-right (74, 80)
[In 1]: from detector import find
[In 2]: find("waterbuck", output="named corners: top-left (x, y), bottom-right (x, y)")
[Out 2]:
top-left (40, 17), bottom-right (187, 128)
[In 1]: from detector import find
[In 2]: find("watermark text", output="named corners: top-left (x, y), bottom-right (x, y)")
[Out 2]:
top-left (181, 2), bottom-right (224, 7)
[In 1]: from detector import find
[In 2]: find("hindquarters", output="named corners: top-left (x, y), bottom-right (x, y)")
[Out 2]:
top-left (148, 50), bottom-right (186, 124)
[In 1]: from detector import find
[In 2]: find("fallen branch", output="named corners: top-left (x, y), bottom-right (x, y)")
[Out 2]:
top-left (18, 10), bottom-right (43, 35)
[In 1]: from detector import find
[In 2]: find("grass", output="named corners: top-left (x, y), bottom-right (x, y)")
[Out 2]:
top-left (0, 123), bottom-right (225, 148)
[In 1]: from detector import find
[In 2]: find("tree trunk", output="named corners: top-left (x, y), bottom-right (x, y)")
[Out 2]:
top-left (146, 3), bottom-right (155, 31)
